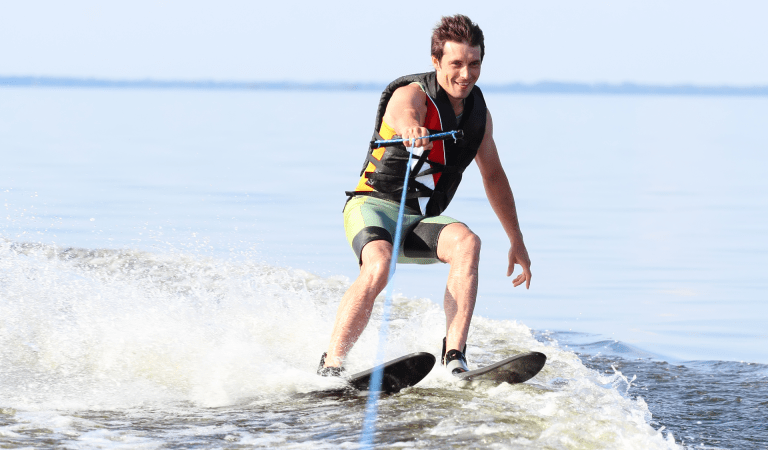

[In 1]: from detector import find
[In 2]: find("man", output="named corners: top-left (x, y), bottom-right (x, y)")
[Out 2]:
top-left (319, 14), bottom-right (531, 376)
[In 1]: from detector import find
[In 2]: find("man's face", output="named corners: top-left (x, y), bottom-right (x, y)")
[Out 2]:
top-left (432, 41), bottom-right (482, 102)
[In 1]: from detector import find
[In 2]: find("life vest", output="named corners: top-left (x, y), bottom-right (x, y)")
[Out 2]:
top-left (348, 71), bottom-right (487, 217)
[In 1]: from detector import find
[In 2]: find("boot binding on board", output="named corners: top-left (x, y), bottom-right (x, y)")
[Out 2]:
top-left (317, 352), bottom-right (346, 377)
top-left (441, 337), bottom-right (469, 375)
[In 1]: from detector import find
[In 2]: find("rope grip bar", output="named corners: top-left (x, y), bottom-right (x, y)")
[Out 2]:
top-left (370, 129), bottom-right (463, 149)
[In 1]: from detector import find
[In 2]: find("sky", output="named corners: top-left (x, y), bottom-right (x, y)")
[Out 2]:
top-left (1, 0), bottom-right (767, 86)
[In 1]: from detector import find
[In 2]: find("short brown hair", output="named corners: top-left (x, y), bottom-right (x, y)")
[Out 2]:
top-left (431, 14), bottom-right (485, 62)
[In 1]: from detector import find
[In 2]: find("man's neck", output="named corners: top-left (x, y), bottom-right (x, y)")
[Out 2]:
top-left (449, 96), bottom-right (465, 117)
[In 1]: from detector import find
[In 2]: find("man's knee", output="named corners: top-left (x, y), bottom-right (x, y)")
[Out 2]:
top-left (456, 229), bottom-right (482, 257)
top-left (439, 224), bottom-right (481, 263)
top-left (359, 240), bottom-right (393, 287)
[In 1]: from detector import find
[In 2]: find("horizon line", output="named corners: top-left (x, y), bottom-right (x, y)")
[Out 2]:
top-left (2, 75), bottom-right (768, 97)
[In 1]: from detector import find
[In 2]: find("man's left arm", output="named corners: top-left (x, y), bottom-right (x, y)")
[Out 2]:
top-left (474, 109), bottom-right (532, 289)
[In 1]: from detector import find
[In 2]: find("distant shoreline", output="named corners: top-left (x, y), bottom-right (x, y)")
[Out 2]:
top-left (2, 76), bottom-right (767, 96)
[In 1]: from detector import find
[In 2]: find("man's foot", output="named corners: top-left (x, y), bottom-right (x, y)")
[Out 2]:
top-left (441, 338), bottom-right (469, 375)
top-left (317, 352), bottom-right (346, 377)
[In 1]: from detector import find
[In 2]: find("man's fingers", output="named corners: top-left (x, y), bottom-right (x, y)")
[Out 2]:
top-left (411, 136), bottom-right (429, 148)
top-left (508, 246), bottom-right (532, 288)
top-left (511, 272), bottom-right (531, 289)
top-left (509, 261), bottom-right (532, 289)
top-left (524, 267), bottom-right (532, 289)
top-left (403, 127), bottom-right (431, 149)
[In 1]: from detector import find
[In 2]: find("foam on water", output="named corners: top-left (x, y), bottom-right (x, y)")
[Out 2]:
top-left (0, 239), bottom-right (680, 448)
top-left (0, 239), bottom-right (351, 408)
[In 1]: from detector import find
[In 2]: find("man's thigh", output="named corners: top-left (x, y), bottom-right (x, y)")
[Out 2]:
top-left (343, 196), bottom-right (461, 265)
top-left (401, 216), bottom-right (462, 264)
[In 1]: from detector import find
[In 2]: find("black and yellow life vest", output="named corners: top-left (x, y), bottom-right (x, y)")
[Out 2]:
top-left (349, 71), bottom-right (487, 217)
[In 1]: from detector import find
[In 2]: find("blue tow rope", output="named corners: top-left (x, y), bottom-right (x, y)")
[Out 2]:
top-left (357, 130), bottom-right (460, 447)
top-left (358, 139), bottom-right (416, 448)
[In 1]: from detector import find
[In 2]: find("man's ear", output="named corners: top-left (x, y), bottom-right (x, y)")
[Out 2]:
top-left (431, 55), bottom-right (440, 71)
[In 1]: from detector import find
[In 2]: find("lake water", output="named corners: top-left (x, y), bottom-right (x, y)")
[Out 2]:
top-left (1, 86), bottom-right (766, 449)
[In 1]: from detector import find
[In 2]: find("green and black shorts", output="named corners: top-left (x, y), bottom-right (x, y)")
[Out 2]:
top-left (343, 196), bottom-right (460, 265)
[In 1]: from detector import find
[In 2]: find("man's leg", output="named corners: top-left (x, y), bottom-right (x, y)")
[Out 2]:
top-left (322, 240), bottom-right (393, 368)
top-left (436, 223), bottom-right (481, 355)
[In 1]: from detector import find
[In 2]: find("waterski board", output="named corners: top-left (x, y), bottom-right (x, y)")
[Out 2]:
top-left (347, 352), bottom-right (436, 394)
top-left (456, 351), bottom-right (546, 384)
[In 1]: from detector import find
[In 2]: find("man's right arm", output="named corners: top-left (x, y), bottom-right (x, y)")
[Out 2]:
top-left (381, 84), bottom-right (433, 149)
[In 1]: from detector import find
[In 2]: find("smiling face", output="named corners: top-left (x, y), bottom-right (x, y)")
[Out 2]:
top-left (432, 41), bottom-right (482, 109)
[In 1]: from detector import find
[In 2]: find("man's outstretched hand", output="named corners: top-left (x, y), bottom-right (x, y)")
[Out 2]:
top-left (507, 241), bottom-right (532, 289)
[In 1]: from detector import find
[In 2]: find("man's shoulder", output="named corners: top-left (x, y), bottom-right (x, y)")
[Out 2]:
top-left (389, 71), bottom-right (434, 84)
top-left (385, 72), bottom-right (434, 95)
top-left (391, 82), bottom-right (427, 98)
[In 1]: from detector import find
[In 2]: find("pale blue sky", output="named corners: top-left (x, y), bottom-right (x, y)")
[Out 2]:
top-left (1, 0), bottom-right (766, 85)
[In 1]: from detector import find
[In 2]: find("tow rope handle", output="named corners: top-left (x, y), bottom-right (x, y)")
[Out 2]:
top-left (370, 129), bottom-right (463, 149)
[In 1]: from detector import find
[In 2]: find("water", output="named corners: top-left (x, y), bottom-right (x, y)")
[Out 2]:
top-left (1, 86), bottom-right (767, 448)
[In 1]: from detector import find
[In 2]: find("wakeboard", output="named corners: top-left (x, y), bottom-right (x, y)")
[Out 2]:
top-left (455, 351), bottom-right (546, 384)
top-left (347, 352), bottom-right (436, 394)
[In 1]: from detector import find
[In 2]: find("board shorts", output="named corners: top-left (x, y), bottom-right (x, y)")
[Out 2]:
top-left (343, 195), bottom-right (461, 265)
